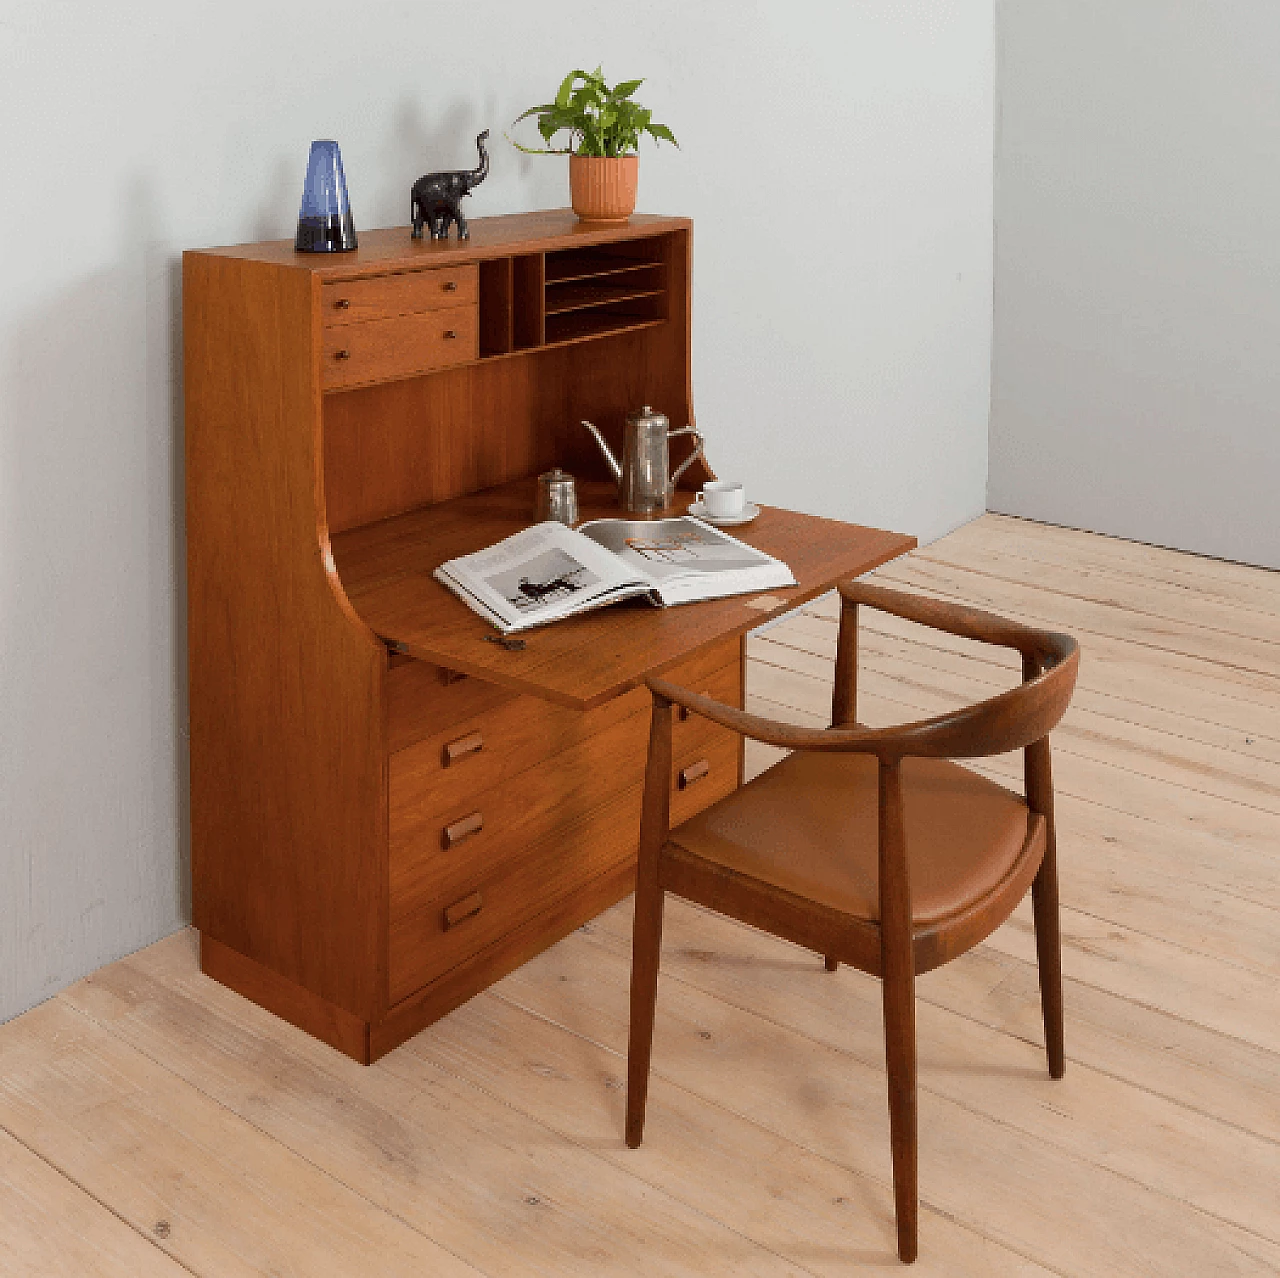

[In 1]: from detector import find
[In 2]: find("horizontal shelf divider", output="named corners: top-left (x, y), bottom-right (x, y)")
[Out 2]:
top-left (545, 284), bottom-right (665, 317)
top-left (544, 258), bottom-right (664, 286)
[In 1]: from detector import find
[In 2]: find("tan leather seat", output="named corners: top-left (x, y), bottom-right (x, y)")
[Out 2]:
top-left (669, 752), bottom-right (1034, 926)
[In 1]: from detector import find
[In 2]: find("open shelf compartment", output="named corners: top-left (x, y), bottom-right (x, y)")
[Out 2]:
top-left (477, 233), bottom-right (671, 357)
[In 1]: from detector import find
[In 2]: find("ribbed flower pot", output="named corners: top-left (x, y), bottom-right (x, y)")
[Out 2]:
top-left (569, 154), bottom-right (638, 223)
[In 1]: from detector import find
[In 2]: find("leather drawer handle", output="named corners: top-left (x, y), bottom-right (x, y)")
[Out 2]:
top-left (442, 811), bottom-right (483, 849)
top-left (334, 348), bottom-right (351, 360)
top-left (443, 891), bottom-right (483, 929)
top-left (676, 705), bottom-right (691, 722)
top-left (334, 297), bottom-right (350, 309)
top-left (678, 759), bottom-right (711, 790)
top-left (443, 731), bottom-right (483, 766)
top-left (444, 280), bottom-right (459, 292)
top-left (444, 328), bottom-right (458, 340)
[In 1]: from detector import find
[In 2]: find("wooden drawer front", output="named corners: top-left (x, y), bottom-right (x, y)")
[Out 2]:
top-left (387, 662), bottom-right (516, 755)
top-left (671, 729), bottom-right (741, 827)
top-left (322, 307), bottom-right (478, 390)
top-left (387, 633), bottom-right (741, 757)
top-left (391, 681), bottom-right (647, 813)
top-left (390, 708), bottom-right (650, 921)
top-left (389, 782), bottom-right (643, 1004)
top-left (392, 656), bottom-right (738, 824)
top-left (387, 721), bottom-right (740, 1005)
top-left (322, 265), bottom-right (479, 326)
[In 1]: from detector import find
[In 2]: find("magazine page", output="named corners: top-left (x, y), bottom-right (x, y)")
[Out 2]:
top-left (434, 521), bottom-right (658, 633)
top-left (577, 517), bottom-right (796, 605)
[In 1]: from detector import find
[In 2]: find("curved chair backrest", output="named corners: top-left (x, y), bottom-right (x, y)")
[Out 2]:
top-left (647, 581), bottom-right (1079, 764)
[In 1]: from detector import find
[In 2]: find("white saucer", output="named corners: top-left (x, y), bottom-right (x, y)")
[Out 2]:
top-left (687, 499), bottom-right (761, 527)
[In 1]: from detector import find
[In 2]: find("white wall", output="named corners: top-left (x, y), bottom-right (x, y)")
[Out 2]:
top-left (0, 0), bottom-right (993, 1022)
top-left (991, 1), bottom-right (1280, 569)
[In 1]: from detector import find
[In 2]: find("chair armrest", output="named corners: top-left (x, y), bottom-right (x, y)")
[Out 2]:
top-left (648, 621), bottom-right (1078, 760)
top-left (647, 677), bottom-right (884, 754)
top-left (839, 580), bottom-right (1075, 668)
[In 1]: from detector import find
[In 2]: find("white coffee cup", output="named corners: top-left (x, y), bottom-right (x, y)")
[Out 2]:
top-left (698, 481), bottom-right (746, 519)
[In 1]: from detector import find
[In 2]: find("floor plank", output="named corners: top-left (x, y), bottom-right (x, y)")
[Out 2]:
top-left (0, 1128), bottom-right (190, 1278)
top-left (0, 998), bottom-right (484, 1278)
top-left (399, 992), bottom-right (1054, 1278)
top-left (63, 933), bottom-right (815, 1278)
top-left (3, 511), bottom-right (1277, 1275)
top-left (580, 901), bottom-right (1280, 1245)
top-left (965, 514), bottom-right (1280, 612)
top-left (491, 917), bottom-right (1280, 1277)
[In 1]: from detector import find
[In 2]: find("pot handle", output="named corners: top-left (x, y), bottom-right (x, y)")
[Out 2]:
top-left (669, 428), bottom-right (705, 489)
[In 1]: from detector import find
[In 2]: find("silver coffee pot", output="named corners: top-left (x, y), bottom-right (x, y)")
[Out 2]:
top-left (582, 406), bottom-right (704, 516)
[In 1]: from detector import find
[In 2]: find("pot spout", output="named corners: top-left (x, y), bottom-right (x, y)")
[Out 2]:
top-left (581, 419), bottom-right (622, 484)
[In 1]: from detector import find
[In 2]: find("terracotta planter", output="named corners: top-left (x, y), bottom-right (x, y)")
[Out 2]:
top-left (569, 154), bottom-right (638, 223)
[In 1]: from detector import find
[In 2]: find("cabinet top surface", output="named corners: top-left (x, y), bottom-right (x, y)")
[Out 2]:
top-left (330, 479), bottom-right (915, 710)
top-left (186, 210), bottom-right (691, 279)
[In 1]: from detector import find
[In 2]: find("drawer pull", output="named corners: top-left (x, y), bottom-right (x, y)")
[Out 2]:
top-left (444, 280), bottom-right (459, 292)
top-left (443, 891), bottom-right (484, 929)
top-left (679, 759), bottom-right (711, 790)
top-left (444, 328), bottom-right (458, 340)
top-left (443, 811), bottom-right (483, 848)
top-left (676, 705), bottom-right (691, 722)
top-left (443, 731), bottom-right (484, 766)
top-left (334, 297), bottom-right (350, 309)
top-left (334, 348), bottom-right (351, 360)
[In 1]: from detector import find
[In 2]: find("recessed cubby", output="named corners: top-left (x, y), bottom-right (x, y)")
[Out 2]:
top-left (476, 234), bottom-right (670, 358)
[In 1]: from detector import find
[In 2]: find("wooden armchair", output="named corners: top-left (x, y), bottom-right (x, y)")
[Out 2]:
top-left (625, 580), bottom-right (1079, 1264)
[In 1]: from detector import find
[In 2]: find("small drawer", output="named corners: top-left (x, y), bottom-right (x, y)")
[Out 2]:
top-left (322, 265), bottom-right (479, 326)
top-left (322, 306), bottom-right (479, 390)
top-left (389, 781), bottom-right (644, 1004)
top-left (387, 662), bottom-right (518, 755)
top-left (671, 731), bottom-right (741, 827)
top-left (390, 681), bottom-right (649, 827)
top-left (670, 660), bottom-right (741, 739)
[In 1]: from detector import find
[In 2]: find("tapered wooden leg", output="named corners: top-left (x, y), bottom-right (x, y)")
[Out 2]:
top-left (824, 955), bottom-right (839, 972)
top-left (878, 759), bottom-right (918, 1263)
top-left (627, 695), bottom-right (673, 1149)
top-left (1025, 726), bottom-right (1065, 1080)
top-left (883, 959), bottom-right (918, 1264)
top-left (1032, 845), bottom-right (1065, 1079)
top-left (626, 864), bottom-right (664, 1147)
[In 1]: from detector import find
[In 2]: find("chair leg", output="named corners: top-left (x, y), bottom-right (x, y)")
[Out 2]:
top-left (1032, 837), bottom-right (1065, 1079)
top-left (879, 758), bottom-right (917, 1264)
top-left (824, 955), bottom-right (839, 972)
top-left (626, 860), bottom-right (665, 1148)
top-left (1026, 733), bottom-right (1065, 1080)
top-left (883, 958), bottom-right (918, 1263)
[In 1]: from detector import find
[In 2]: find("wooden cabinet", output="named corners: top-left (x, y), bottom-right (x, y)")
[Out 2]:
top-left (184, 211), bottom-right (914, 1064)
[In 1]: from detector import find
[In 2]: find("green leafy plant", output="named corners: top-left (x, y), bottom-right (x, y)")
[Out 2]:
top-left (511, 67), bottom-right (677, 158)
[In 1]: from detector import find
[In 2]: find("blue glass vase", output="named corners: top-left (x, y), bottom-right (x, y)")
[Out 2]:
top-left (295, 140), bottom-right (358, 253)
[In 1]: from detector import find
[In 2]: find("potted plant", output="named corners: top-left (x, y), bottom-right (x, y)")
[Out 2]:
top-left (512, 67), bottom-right (677, 223)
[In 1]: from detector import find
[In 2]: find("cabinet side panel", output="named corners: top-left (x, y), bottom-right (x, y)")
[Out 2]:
top-left (184, 253), bottom-right (385, 1021)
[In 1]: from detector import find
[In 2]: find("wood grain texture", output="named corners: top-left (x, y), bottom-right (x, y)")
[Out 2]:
top-left (321, 305), bottom-right (478, 390)
top-left (321, 263), bottom-right (478, 326)
top-left (5, 514), bottom-right (1278, 1274)
top-left (196, 210), bottom-right (692, 276)
top-left (184, 251), bottom-right (386, 1025)
top-left (0, 1128), bottom-right (192, 1277)
top-left (331, 477), bottom-right (915, 707)
top-left (321, 230), bottom-right (699, 536)
top-left (187, 214), bottom-right (799, 1063)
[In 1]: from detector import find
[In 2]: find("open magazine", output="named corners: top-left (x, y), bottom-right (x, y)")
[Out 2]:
top-left (434, 516), bottom-right (797, 634)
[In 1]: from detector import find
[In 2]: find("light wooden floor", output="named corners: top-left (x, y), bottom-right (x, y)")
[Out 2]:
top-left (3, 513), bottom-right (1278, 1277)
